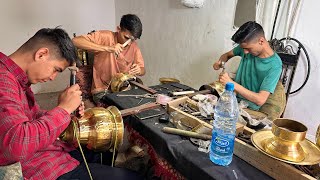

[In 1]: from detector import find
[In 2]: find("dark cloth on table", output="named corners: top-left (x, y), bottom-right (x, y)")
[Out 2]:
top-left (101, 83), bottom-right (273, 180)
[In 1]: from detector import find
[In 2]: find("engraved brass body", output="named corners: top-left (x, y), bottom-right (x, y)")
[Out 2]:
top-left (60, 106), bottom-right (124, 151)
top-left (110, 73), bottom-right (136, 92)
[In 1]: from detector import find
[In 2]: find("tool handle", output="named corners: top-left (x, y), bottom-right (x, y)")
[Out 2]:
top-left (162, 127), bottom-right (211, 140)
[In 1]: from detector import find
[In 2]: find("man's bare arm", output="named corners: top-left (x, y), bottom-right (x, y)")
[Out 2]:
top-left (72, 36), bottom-right (115, 53)
top-left (234, 82), bottom-right (270, 106)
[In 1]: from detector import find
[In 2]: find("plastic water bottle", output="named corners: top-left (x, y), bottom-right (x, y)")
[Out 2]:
top-left (210, 82), bottom-right (239, 166)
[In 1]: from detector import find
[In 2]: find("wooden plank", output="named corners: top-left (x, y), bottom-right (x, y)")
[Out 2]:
top-left (129, 81), bottom-right (157, 94)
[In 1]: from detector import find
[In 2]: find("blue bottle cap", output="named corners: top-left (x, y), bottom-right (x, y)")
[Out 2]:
top-left (225, 82), bottom-right (234, 91)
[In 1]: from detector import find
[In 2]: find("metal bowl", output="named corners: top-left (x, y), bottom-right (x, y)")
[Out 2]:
top-left (264, 118), bottom-right (307, 162)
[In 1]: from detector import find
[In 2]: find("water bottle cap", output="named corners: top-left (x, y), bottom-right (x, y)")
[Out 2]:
top-left (225, 82), bottom-right (234, 91)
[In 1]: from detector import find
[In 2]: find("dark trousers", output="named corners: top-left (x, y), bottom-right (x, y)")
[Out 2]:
top-left (57, 146), bottom-right (143, 180)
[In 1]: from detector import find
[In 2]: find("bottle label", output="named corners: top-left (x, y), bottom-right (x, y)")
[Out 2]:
top-left (211, 132), bottom-right (235, 155)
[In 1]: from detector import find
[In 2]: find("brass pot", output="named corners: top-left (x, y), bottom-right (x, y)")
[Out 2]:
top-left (60, 106), bottom-right (124, 151)
top-left (110, 73), bottom-right (136, 92)
top-left (264, 118), bottom-right (307, 162)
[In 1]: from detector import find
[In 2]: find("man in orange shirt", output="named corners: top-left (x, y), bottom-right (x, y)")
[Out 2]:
top-left (73, 14), bottom-right (145, 104)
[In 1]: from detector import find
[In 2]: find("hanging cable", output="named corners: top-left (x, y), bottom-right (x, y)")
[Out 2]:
top-left (270, 0), bottom-right (282, 40)
top-left (279, 37), bottom-right (310, 94)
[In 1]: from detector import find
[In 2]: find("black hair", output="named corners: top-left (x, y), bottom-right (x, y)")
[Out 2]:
top-left (21, 27), bottom-right (77, 66)
top-left (231, 21), bottom-right (265, 44)
top-left (120, 14), bottom-right (143, 39)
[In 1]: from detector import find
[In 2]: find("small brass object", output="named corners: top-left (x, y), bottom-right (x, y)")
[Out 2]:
top-left (110, 73), bottom-right (136, 92)
top-left (316, 124), bottom-right (320, 148)
top-left (159, 77), bottom-right (180, 84)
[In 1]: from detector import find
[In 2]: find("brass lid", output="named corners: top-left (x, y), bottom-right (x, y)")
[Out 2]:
top-left (159, 77), bottom-right (180, 84)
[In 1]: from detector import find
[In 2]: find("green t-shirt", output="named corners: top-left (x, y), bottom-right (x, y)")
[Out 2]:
top-left (233, 45), bottom-right (282, 110)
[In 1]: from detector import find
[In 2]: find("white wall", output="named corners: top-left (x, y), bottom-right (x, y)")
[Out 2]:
top-left (279, 0), bottom-right (320, 140)
top-left (0, 0), bottom-right (116, 94)
top-left (115, 0), bottom-right (319, 139)
top-left (115, 0), bottom-right (239, 89)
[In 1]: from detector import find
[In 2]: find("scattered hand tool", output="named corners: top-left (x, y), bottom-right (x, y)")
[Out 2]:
top-left (116, 94), bottom-right (157, 99)
top-left (137, 113), bottom-right (165, 120)
top-left (158, 115), bottom-right (169, 123)
top-left (162, 127), bottom-right (211, 140)
top-left (168, 90), bottom-right (195, 96)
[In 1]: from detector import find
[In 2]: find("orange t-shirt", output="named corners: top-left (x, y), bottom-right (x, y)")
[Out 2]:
top-left (82, 30), bottom-right (144, 93)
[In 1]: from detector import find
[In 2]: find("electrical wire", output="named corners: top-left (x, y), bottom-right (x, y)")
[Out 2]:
top-left (279, 37), bottom-right (311, 94)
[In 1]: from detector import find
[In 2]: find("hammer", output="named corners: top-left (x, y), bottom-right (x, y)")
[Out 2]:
top-left (115, 36), bottom-right (135, 58)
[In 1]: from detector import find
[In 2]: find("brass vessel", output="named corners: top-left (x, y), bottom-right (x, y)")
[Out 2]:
top-left (60, 106), bottom-right (124, 151)
top-left (252, 118), bottom-right (320, 165)
top-left (199, 81), bottom-right (224, 97)
top-left (316, 124), bottom-right (320, 147)
top-left (264, 118), bottom-right (307, 162)
top-left (110, 73), bottom-right (136, 92)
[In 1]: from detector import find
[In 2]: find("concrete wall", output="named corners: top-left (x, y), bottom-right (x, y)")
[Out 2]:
top-left (0, 0), bottom-right (116, 94)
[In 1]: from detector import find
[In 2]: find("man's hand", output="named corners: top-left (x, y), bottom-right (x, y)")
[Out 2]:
top-left (105, 43), bottom-right (123, 55)
top-left (58, 84), bottom-right (82, 114)
top-left (219, 72), bottom-right (234, 85)
top-left (213, 60), bottom-right (222, 70)
top-left (129, 64), bottom-right (141, 76)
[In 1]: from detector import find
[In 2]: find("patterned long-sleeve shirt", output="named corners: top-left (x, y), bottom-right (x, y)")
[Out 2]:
top-left (0, 52), bottom-right (79, 179)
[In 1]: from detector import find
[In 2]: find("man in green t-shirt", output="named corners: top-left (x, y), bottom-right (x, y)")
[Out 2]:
top-left (213, 21), bottom-right (282, 110)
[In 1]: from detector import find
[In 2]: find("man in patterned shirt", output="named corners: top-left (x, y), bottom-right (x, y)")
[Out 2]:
top-left (0, 28), bottom-right (142, 179)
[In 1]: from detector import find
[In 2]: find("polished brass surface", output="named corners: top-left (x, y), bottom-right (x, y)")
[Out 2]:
top-left (255, 119), bottom-right (308, 163)
top-left (110, 73), bottom-right (136, 92)
top-left (159, 77), bottom-right (180, 84)
top-left (316, 125), bottom-right (320, 148)
top-left (60, 106), bottom-right (124, 151)
top-left (252, 130), bottom-right (320, 165)
top-left (252, 119), bottom-right (320, 165)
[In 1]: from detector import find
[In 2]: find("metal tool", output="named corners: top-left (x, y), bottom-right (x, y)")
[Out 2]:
top-left (221, 61), bottom-right (226, 73)
top-left (115, 38), bottom-right (133, 58)
top-left (116, 94), bottom-right (157, 98)
top-left (138, 113), bottom-right (165, 120)
top-left (137, 98), bottom-right (143, 105)
top-left (162, 127), bottom-right (211, 140)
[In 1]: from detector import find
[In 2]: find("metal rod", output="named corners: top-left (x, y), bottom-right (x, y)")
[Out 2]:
top-left (138, 113), bottom-right (164, 120)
